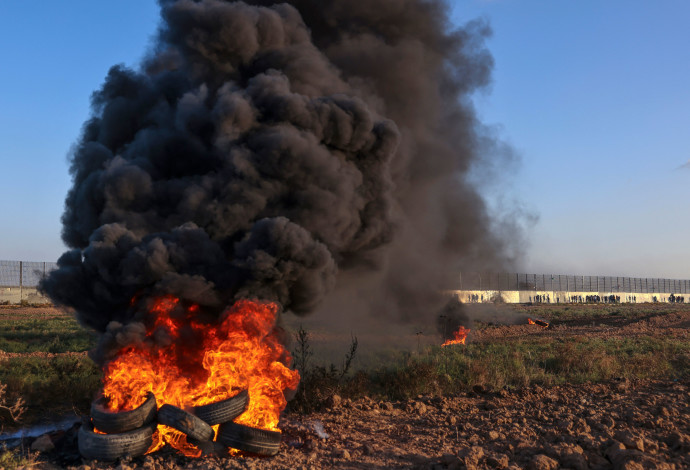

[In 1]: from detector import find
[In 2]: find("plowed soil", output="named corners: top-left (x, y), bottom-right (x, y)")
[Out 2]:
top-left (472, 310), bottom-right (690, 343)
top-left (25, 379), bottom-right (690, 470)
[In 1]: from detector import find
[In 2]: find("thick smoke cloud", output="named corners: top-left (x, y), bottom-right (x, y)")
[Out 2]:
top-left (42, 0), bottom-right (519, 356)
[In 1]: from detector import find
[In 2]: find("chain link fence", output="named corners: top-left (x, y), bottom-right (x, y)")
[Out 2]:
top-left (3, 261), bottom-right (690, 305)
top-left (458, 272), bottom-right (690, 293)
top-left (0, 260), bottom-right (58, 304)
top-left (0, 260), bottom-right (57, 287)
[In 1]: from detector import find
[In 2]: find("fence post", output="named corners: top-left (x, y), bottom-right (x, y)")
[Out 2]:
top-left (19, 261), bottom-right (23, 303)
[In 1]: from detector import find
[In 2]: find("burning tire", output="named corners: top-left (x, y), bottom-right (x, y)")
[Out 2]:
top-left (78, 422), bottom-right (156, 460)
top-left (217, 422), bottom-right (282, 456)
top-left (193, 390), bottom-right (249, 425)
top-left (157, 404), bottom-right (214, 443)
top-left (90, 392), bottom-right (157, 434)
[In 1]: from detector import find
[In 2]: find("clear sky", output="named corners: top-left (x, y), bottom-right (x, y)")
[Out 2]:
top-left (1, 1), bottom-right (689, 279)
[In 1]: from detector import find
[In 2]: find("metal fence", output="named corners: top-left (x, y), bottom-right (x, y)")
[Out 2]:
top-left (3, 261), bottom-right (690, 295)
top-left (458, 272), bottom-right (690, 294)
top-left (0, 260), bottom-right (58, 288)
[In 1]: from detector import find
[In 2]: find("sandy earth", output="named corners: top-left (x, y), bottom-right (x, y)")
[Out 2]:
top-left (2, 305), bottom-right (689, 469)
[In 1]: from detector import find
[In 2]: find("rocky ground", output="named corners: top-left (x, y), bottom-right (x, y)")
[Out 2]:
top-left (2, 304), bottom-right (689, 469)
top-left (11, 378), bottom-right (690, 470)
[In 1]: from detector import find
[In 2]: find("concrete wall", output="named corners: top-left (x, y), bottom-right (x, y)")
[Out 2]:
top-left (1, 286), bottom-right (682, 306)
top-left (451, 290), bottom-right (684, 304)
top-left (0, 286), bottom-right (52, 305)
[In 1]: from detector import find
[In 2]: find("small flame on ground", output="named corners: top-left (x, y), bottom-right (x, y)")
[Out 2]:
top-left (527, 318), bottom-right (549, 328)
top-left (441, 326), bottom-right (470, 347)
top-left (101, 297), bottom-right (300, 457)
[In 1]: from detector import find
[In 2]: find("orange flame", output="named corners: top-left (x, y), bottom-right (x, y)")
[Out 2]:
top-left (527, 318), bottom-right (549, 328)
top-left (441, 326), bottom-right (470, 347)
top-left (101, 297), bottom-right (300, 457)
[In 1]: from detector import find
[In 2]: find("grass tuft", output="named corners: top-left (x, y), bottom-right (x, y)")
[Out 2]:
top-left (0, 356), bottom-right (101, 425)
top-left (0, 446), bottom-right (39, 470)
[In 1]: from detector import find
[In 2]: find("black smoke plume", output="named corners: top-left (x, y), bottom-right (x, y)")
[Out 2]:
top-left (41, 0), bottom-right (520, 360)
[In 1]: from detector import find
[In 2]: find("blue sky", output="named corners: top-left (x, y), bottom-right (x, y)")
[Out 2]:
top-left (1, 1), bottom-right (688, 278)
top-left (452, 0), bottom-right (690, 278)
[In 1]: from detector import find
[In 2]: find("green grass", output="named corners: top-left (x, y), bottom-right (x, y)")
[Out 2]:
top-left (0, 356), bottom-right (102, 424)
top-left (458, 336), bottom-right (679, 392)
top-left (0, 315), bottom-right (96, 353)
top-left (509, 302), bottom-right (690, 322)
top-left (297, 336), bottom-right (690, 404)
top-left (1, 305), bottom-right (687, 422)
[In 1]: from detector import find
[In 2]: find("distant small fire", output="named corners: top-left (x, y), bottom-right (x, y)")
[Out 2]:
top-left (441, 326), bottom-right (471, 347)
top-left (101, 297), bottom-right (299, 457)
top-left (528, 318), bottom-right (549, 328)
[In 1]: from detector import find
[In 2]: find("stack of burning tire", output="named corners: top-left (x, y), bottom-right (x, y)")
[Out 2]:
top-left (79, 390), bottom-right (282, 460)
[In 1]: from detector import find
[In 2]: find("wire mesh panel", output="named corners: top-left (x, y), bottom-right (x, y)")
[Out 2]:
top-left (0, 260), bottom-right (57, 287)
top-left (504, 272), bottom-right (518, 290)
top-left (0, 261), bottom-right (21, 287)
top-left (454, 272), bottom-right (690, 294)
top-left (22, 262), bottom-right (57, 287)
top-left (461, 272), bottom-right (481, 290)
top-left (583, 276), bottom-right (597, 292)
top-left (490, 273), bottom-right (498, 290)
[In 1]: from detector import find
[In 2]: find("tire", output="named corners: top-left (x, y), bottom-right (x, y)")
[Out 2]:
top-left (217, 422), bottom-right (282, 456)
top-left (193, 390), bottom-right (249, 425)
top-left (157, 404), bottom-right (214, 443)
top-left (91, 392), bottom-right (157, 434)
top-left (78, 422), bottom-right (155, 461)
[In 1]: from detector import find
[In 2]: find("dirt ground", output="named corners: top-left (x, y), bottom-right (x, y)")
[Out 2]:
top-left (16, 378), bottom-right (690, 470)
top-left (472, 308), bottom-right (690, 343)
top-left (3, 304), bottom-right (689, 469)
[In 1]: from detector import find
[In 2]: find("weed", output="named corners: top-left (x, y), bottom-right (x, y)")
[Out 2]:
top-left (293, 324), bottom-right (313, 375)
top-left (0, 382), bottom-right (26, 430)
top-left (0, 446), bottom-right (39, 470)
top-left (290, 325), bottom-right (358, 412)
